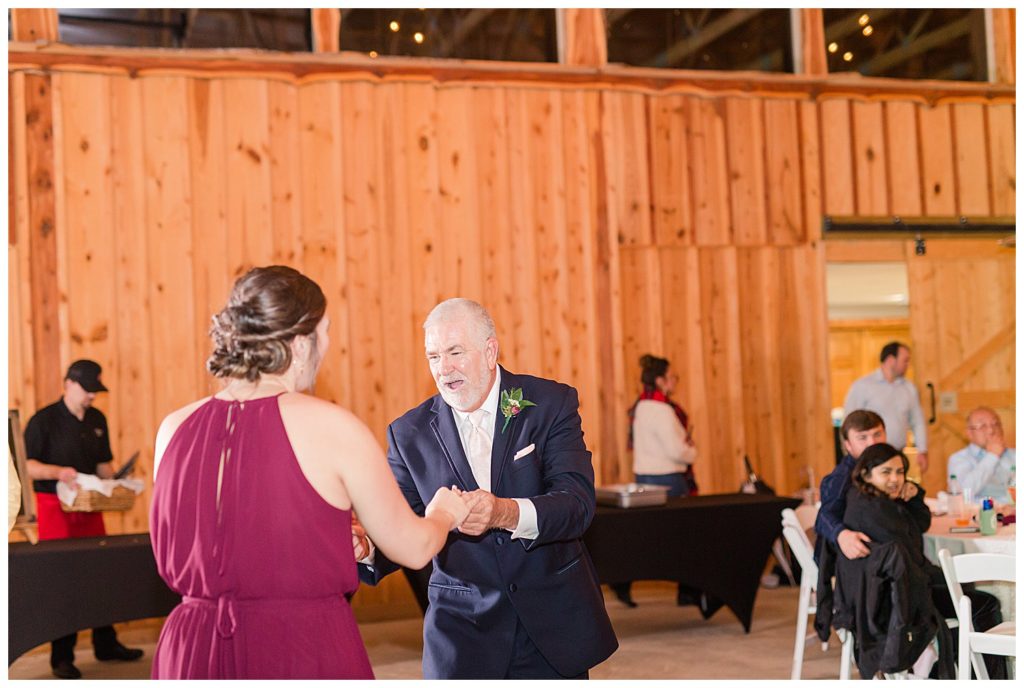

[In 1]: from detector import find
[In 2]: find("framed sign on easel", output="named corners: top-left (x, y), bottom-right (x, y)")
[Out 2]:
top-left (9, 409), bottom-right (38, 543)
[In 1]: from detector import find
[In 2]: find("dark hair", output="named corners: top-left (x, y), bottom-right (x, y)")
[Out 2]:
top-left (879, 341), bottom-right (907, 363)
top-left (852, 443), bottom-right (908, 498)
top-left (639, 354), bottom-right (670, 391)
top-left (207, 265), bottom-right (326, 382)
top-left (841, 409), bottom-right (885, 440)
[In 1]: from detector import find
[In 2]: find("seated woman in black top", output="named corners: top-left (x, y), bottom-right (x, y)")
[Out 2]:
top-left (844, 444), bottom-right (1004, 679)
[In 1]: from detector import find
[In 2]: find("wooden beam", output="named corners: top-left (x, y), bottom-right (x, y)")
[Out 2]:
top-left (986, 8), bottom-right (1015, 85)
top-left (437, 9), bottom-right (494, 58)
top-left (794, 8), bottom-right (827, 76)
top-left (311, 8), bottom-right (340, 53)
top-left (10, 8), bottom-right (59, 42)
top-left (8, 43), bottom-right (1017, 105)
top-left (24, 74), bottom-right (63, 404)
top-left (860, 16), bottom-right (973, 76)
top-left (558, 8), bottom-right (607, 67)
top-left (651, 9), bottom-right (762, 68)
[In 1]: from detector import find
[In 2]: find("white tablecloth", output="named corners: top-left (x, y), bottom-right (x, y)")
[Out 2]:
top-left (923, 516), bottom-right (1016, 622)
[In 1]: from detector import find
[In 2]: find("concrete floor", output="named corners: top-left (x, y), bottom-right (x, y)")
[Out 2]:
top-left (9, 581), bottom-right (852, 680)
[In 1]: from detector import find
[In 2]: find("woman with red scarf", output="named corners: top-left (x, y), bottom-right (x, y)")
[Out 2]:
top-left (611, 354), bottom-right (700, 608)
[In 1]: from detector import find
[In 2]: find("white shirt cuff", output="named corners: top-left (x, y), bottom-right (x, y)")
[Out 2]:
top-left (357, 538), bottom-right (377, 568)
top-left (508, 497), bottom-right (539, 540)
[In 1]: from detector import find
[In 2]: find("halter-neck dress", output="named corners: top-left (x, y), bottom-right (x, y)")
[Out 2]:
top-left (150, 395), bottom-right (373, 678)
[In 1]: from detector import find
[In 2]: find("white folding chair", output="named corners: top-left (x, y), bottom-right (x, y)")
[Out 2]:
top-left (937, 549), bottom-right (1016, 680)
top-left (781, 508), bottom-right (854, 679)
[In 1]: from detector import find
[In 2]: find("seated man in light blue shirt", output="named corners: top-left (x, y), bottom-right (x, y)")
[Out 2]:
top-left (947, 406), bottom-right (1016, 503)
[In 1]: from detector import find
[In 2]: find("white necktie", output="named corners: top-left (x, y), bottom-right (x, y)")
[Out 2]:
top-left (467, 409), bottom-right (492, 492)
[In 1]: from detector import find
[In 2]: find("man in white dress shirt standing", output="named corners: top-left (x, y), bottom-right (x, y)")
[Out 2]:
top-left (843, 341), bottom-right (929, 473)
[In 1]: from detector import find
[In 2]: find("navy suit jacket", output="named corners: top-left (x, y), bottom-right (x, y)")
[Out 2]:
top-left (359, 367), bottom-right (618, 678)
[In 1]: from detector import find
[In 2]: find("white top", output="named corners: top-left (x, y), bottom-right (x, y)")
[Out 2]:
top-left (631, 399), bottom-right (697, 476)
top-left (843, 368), bottom-right (928, 451)
top-left (947, 443), bottom-right (1016, 502)
top-left (451, 368), bottom-right (538, 540)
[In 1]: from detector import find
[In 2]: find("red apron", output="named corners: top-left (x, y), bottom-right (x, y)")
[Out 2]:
top-left (36, 492), bottom-right (106, 541)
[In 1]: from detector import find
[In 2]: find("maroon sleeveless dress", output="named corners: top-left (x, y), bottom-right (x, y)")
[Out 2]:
top-left (150, 395), bottom-right (373, 679)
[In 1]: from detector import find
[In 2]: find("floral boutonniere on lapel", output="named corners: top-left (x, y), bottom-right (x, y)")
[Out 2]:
top-left (499, 388), bottom-right (536, 433)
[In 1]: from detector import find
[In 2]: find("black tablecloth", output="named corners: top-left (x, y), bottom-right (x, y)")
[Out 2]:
top-left (8, 533), bottom-right (180, 663)
top-left (584, 492), bottom-right (801, 632)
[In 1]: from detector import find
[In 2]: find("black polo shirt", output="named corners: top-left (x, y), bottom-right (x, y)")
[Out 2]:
top-left (24, 399), bottom-right (114, 494)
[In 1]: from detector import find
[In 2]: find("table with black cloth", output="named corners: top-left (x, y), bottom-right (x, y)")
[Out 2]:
top-left (584, 493), bottom-right (801, 632)
top-left (8, 533), bottom-right (180, 663)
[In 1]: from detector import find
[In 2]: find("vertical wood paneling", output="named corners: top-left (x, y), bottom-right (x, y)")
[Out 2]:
top-left (561, 89), bottom-right (604, 477)
top-left (526, 89), bottom-right (573, 383)
top-left (437, 87), bottom-right (482, 301)
top-left (917, 104), bottom-right (957, 216)
top-left (724, 98), bottom-right (767, 246)
top-left (851, 101), bottom-right (888, 216)
top-left (503, 88), bottom-right (543, 373)
top-left (763, 98), bottom-right (803, 245)
top-left (141, 76), bottom-right (200, 426)
top-left (648, 95), bottom-right (693, 246)
top-left (698, 248), bottom-right (745, 489)
top-left (186, 79), bottom-right (229, 397)
top-left (298, 81), bottom-right (350, 407)
top-left (340, 81), bottom-right (386, 436)
top-left (798, 101), bottom-right (823, 240)
top-left (884, 101), bottom-right (923, 216)
top-left (986, 103), bottom-right (1015, 215)
top-left (951, 103), bottom-right (991, 216)
top-left (688, 98), bottom-right (731, 245)
top-left (7, 64), bottom-right (1011, 556)
top-left (819, 99), bottom-right (855, 216)
top-left (25, 73), bottom-right (63, 404)
top-left (267, 81), bottom-right (303, 267)
top-left (109, 75), bottom-right (155, 532)
top-left (224, 79), bottom-right (274, 275)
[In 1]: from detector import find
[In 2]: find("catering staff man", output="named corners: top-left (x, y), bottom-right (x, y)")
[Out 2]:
top-left (24, 359), bottom-right (144, 679)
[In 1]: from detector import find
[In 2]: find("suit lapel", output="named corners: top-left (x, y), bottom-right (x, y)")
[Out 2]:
top-left (429, 396), bottom-right (479, 491)
top-left (490, 367), bottom-right (524, 493)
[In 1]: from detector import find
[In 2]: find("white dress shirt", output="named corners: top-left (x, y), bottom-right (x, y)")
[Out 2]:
top-left (451, 368), bottom-right (539, 540)
top-left (843, 368), bottom-right (928, 451)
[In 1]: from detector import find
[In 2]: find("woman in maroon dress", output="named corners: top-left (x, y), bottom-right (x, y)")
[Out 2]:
top-left (150, 266), bottom-right (467, 679)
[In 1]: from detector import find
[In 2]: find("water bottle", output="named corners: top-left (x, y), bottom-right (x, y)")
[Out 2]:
top-left (979, 498), bottom-right (998, 535)
top-left (948, 474), bottom-right (967, 525)
top-left (1009, 465), bottom-right (1016, 505)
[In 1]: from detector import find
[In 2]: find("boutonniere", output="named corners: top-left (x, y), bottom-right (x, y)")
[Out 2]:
top-left (499, 388), bottom-right (536, 433)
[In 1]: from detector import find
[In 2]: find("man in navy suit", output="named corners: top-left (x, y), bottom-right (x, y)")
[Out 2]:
top-left (359, 298), bottom-right (617, 679)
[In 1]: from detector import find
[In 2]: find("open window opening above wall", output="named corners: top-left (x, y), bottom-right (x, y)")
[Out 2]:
top-left (606, 9), bottom-right (794, 72)
top-left (55, 8), bottom-right (312, 51)
top-left (823, 8), bottom-right (987, 81)
top-left (339, 8), bottom-right (558, 62)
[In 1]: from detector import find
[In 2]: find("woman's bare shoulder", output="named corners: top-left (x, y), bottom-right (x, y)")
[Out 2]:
top-left (277, 392), bottom-right (372, 435)
top-left (159, 397), bottom-right (212, 436)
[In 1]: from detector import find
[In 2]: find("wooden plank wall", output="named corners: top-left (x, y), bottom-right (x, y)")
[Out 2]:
top-left (7, 71), bottom-right (1013, 560)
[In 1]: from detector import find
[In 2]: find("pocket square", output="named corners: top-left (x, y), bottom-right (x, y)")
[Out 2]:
top-left (514, 444), bottom-right (536, 460)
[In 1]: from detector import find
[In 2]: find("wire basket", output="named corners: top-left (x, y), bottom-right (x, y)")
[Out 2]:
top-left (60, 486), bottom-right (136, 513)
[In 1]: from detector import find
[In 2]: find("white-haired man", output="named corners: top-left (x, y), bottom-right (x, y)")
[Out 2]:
top-left (359, 298), bottom-right (617, 679)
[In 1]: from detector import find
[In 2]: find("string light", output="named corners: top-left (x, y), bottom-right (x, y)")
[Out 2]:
top-left (858, 14), bottom-right (869, 26)
top-left (828, 42), bottom-right (838, 53)
top-left (389, 20), bottom-right (399, 32)
top-left (369, 50), bottom-right (378, 58)
top-left (862, 25), bottom-right (873, 37)
top-left (843, 51), bottom-right (854, 62)
top-left (413, 32), bottom-right (425, 44)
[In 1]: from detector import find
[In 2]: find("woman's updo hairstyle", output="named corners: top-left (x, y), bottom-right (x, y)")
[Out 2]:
top-left (639, 354), bottom-right (670, 391)
top-left (852, 442), bottom-right (909, 498)
top-left (207, 265), bottom-right (326, 382)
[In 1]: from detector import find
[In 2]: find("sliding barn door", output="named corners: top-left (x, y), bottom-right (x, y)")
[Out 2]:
top-left (906, 238), bottom-right (1015, 497)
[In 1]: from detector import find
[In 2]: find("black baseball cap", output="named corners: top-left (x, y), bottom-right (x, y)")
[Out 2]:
top-left (65, 359), bottom-right (109, 393)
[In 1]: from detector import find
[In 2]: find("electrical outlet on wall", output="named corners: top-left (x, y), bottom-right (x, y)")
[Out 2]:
top-left (939, 391), bottom-right (958, 414)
